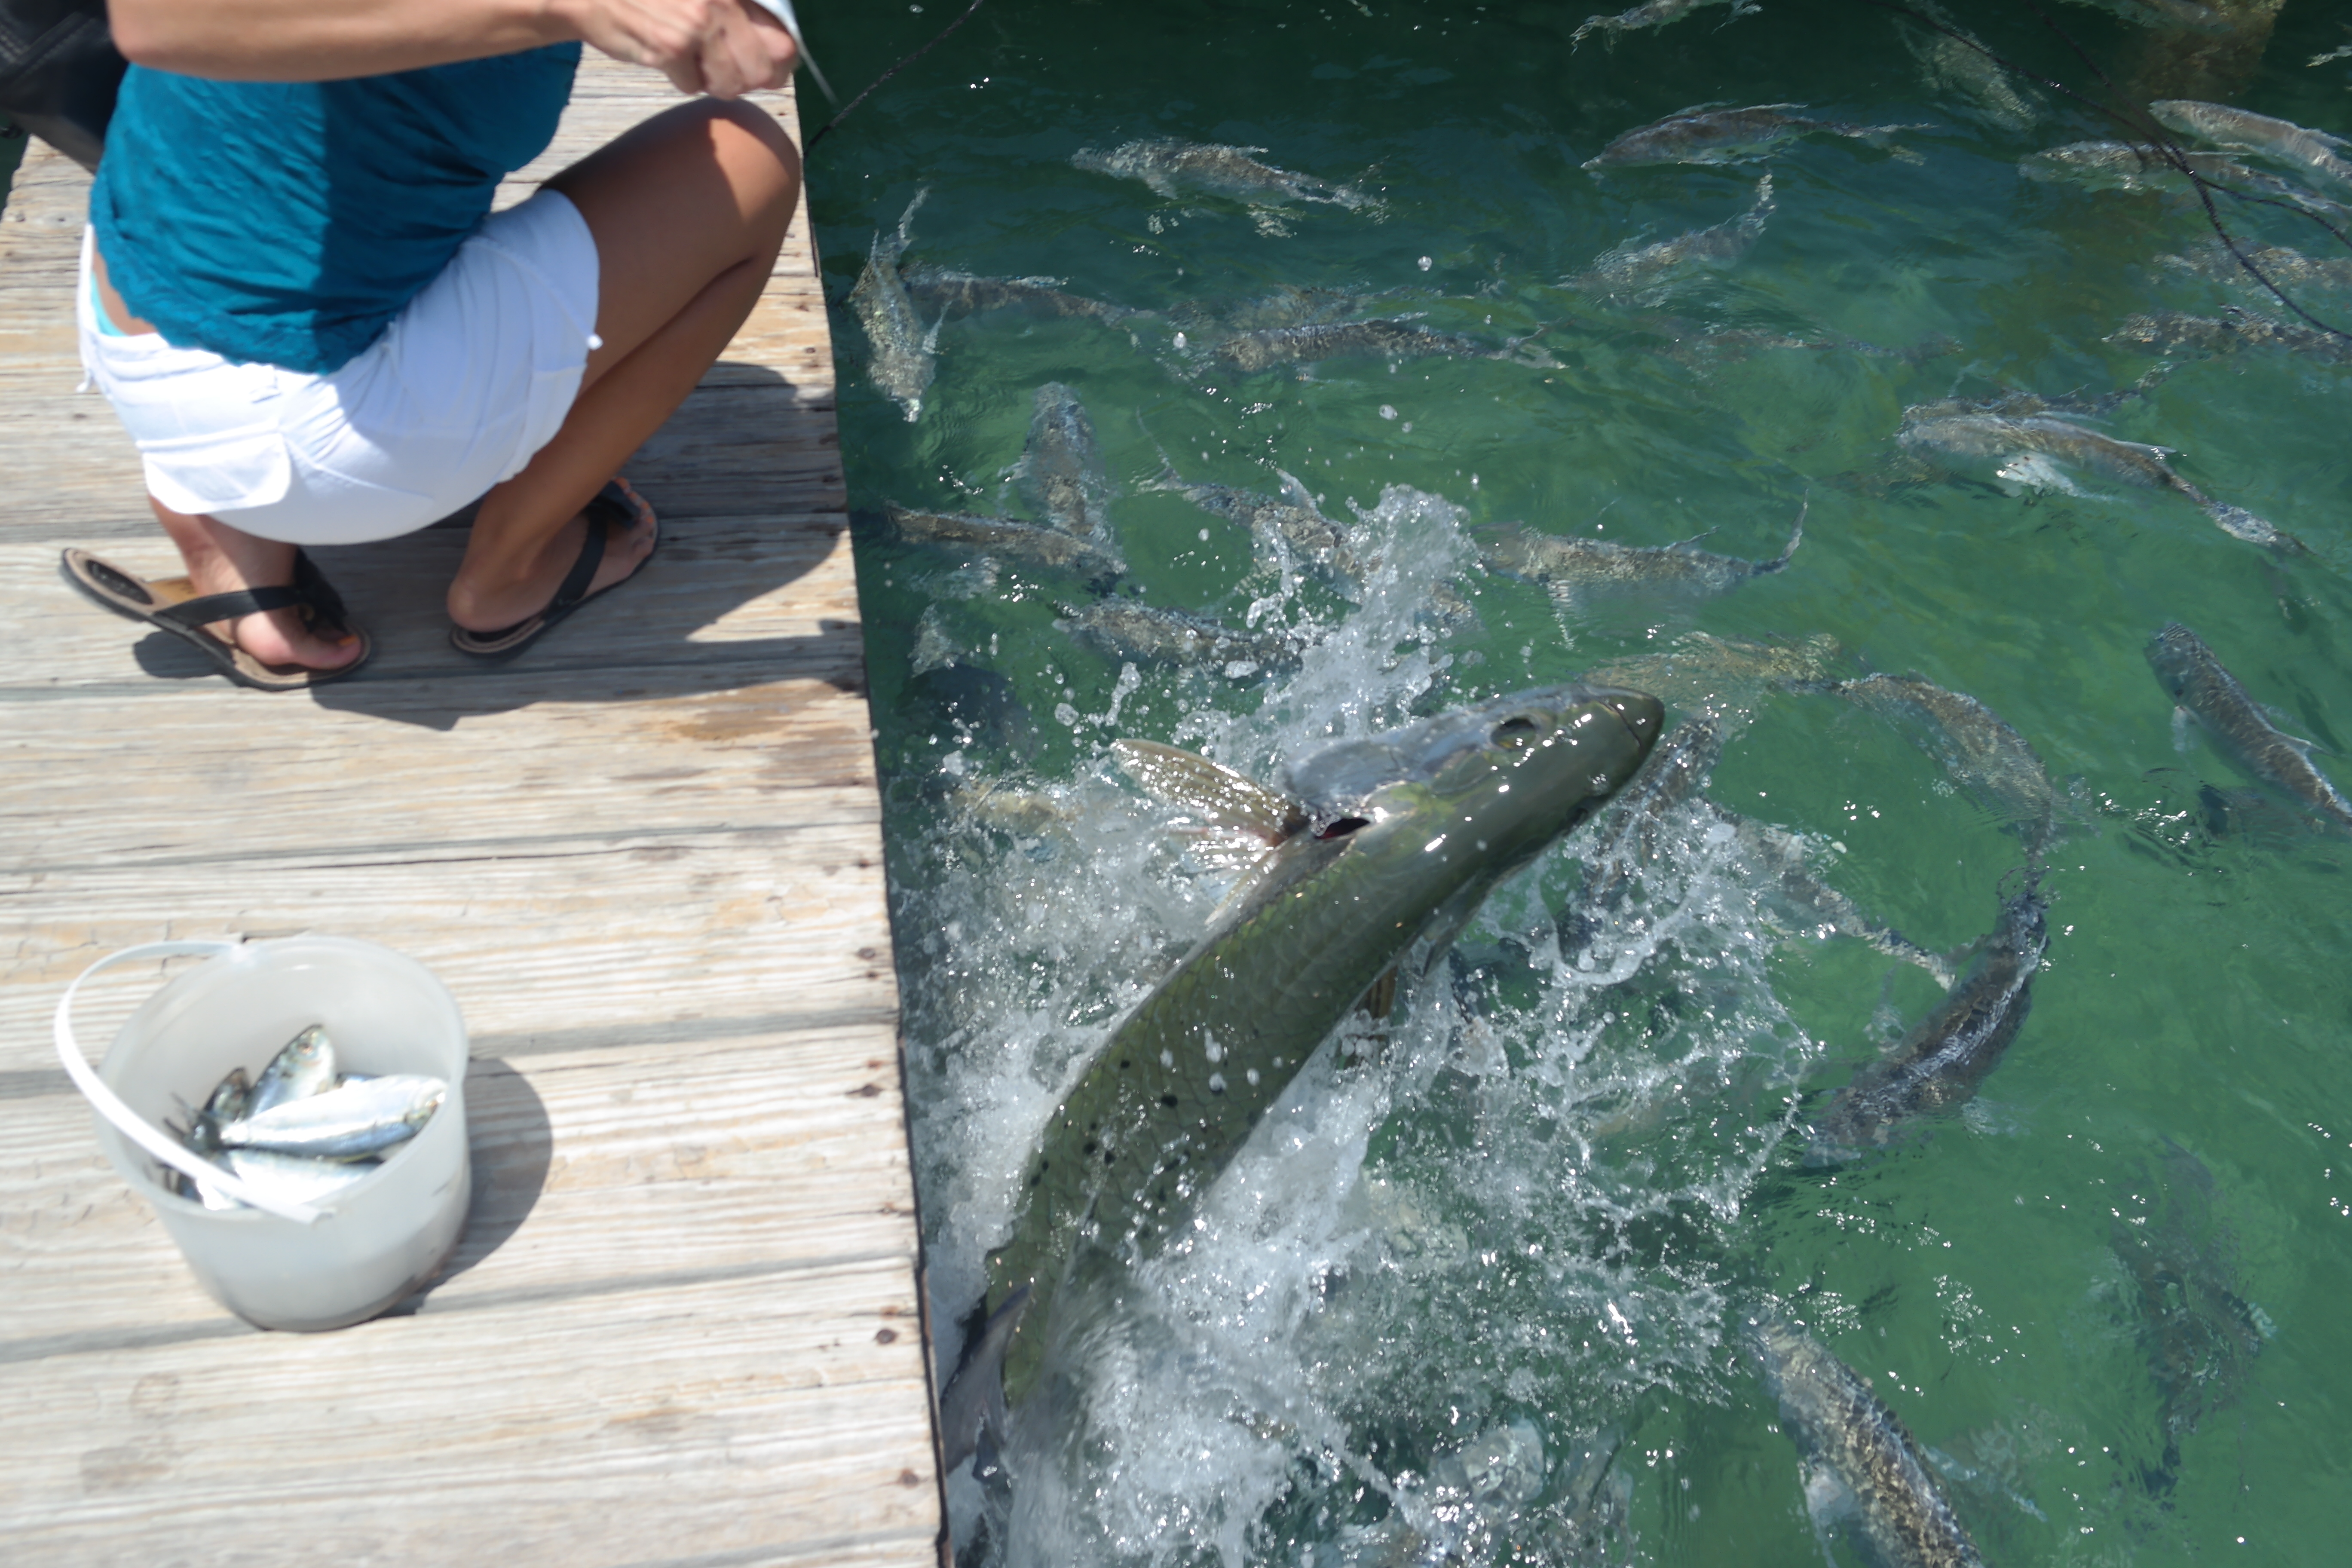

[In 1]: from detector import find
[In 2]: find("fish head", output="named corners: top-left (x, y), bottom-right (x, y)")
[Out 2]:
top-left (1284, 683), bottom-right (1664, 867)
top-left (2144, 623), bottom-right (2205, 700)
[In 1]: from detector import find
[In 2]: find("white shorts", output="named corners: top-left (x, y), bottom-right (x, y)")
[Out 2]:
top-left (79, 189), bottom-right (603, 546)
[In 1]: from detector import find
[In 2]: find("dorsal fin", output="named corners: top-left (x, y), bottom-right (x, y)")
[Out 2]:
top-left (1112, 739), bottom-right (1305, 840)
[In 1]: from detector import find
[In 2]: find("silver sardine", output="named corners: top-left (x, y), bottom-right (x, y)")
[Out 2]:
top-left (2147, 622), bottom-right (2352, 833)
top-left (1749, 1308), bottom-right (1987, 1568)
top-left (218, 1073), bottom-right (447, 1160)
top-left (247, 1025), bottom-right (337, 1117)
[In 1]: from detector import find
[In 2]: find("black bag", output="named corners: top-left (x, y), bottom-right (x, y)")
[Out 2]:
top-left (0, 0), bottom-right (125, 171)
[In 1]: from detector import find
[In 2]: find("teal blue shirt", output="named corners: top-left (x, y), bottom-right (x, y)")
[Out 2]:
top-left (90, 46), bottom-right (582, 374)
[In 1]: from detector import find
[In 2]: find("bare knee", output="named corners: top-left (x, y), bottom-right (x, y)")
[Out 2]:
top-left (704, 99), bottom-right (802, 252)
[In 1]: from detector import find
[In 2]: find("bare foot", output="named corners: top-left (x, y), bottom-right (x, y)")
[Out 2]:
top-left (150, 499), bottom-right (365, 673)
top-left (446, 484), bottom-right (658, 634)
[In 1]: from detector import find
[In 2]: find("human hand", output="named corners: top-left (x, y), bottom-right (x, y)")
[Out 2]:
top-left (561, 0), bottom-right (801, 99)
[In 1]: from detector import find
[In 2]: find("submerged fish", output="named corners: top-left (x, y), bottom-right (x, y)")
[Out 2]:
top-left (1479, 503), bottom-right (1804, 610)
top-left (1558, 714), bottom-right (1952, 985)
top-left (218, 1073), bottom-right (446, 1160)
top-left (1819, 675), bottom-right (2058, 860)
top-left (1809, 885), bottom-right (2046, 1158)
top-left (1749, 1308), bottom-right (1988, 1568)
top-left (2018, 140), bottom-right (2318, 205)
top-left (2110, 1141), bottom-right (2270, 1480)
top-left (1904, 3), bottom-right (2039, 132)
top-left (2160, 239), bottom-right (2352, 295)
top-left (900, 263), bottom-right (1147, 327)
top-left (848, 188), bottom-right (939, 422)
top-left (2150, 99), bottom-right (2352, 190)
top-left (1571, 0), bottom-right (1757, 49)
top-left (1213, 317), bottom-right (1558, 373)
top-left (2109, 308), bottom-right (2352, 365)
top-left (1584, 630), bottom-right (1841, 707)
top-left (2147, 622), bottom-right (2352, 833)
top-left (1568, 175), bottom-right (1774, 297)
top-left (1584, 104), bottom-right (1927, 169)
top-left (248, 1025), bottom-right (337, 1117)
top-left (941, 683), bottom-right (1665, 1464)
top-left (2064, 0), bottom-right (2229, 30)
top-left (1011, 383), bottom-right (1118, 539)
top-left (882, 505), bottom-right (1127, 583)
top-left (1139, 442), bottom-right (1361, 588)
top-left (1061, 598), bottom-right (1300, 676)
top-left (1896, 410), bottom-right (2306, 554)
top-left (1072, 139), bottom-right (1379, 210)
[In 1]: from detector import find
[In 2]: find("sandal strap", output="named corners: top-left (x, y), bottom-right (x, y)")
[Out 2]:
top-left (547, 484), bottom-right (629, 614)
top-left (150, 550), bottom-right (352, 635)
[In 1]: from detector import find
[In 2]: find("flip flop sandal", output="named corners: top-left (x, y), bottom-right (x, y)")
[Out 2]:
top-left (448, 479), bottom-right (660, 662)
top-left (60, 547), bottom-right (374, 692)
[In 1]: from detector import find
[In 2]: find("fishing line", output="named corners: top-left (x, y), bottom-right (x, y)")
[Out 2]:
top-left (1854, 0), bottom-right (2352, 341)
top-left (807, 0), bottom-right (990, 150)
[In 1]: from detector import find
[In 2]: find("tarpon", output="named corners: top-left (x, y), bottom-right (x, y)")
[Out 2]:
top-left (1584, 104), bottom-right (1928, 169)
top-left (882, 505), bottom-right (1127, 584)
top-left (1809, 884), bottom-right (2046, 1159)
top-left (1137, 428), bottom-right (1361, 588)
top-left (1478, 503), bottom-right (1804, 611)
top-left (2018, 141), bottom-right (2329, 210)
top-left (1571, 0), bottom-right (1757, 50)
top-left (1896, 410), bottom-right (2307, 554)
top-left (848, 188), bottom-right (939, 422)
top-left (2147, 622), bottom-right (2352, 833)
top-left (1584, 630), bottom-right (1842, 707)
top-left (1749, 1308), bottom-right (1987, 1568)
top-left (1818, 674), bottom-right (2058, 861)
top-left (1072, 138), bottom-right (1380, 211)
top-left (2110, 1141), bottom-right (2270, 1480)
top-left (1568, 175), bottom-right (1774, 298)
top-left (941, 683), bottom-right (1665, 1463)
top-left (2161, 240), bottom-right (2352, 295)
top-left (1904, 3), bottom-right (2038, 132)
top-left (900, 263), bottom-right (1149, 327)
top-left (1011, 383), bottom-right (1118, 538)
top-left (2109, 308), bottom-right (2352, 365)
top-left (2150, 99), bottom-right (2352, 191)
top-left (1557, 714), bottom-right (1954, 985)
top-left (1214, 317), bottom-right (1559, 372)
top-left (1061, 598), bottom-right (1300, 676)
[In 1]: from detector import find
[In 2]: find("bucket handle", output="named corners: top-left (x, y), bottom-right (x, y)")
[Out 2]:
top-left (54, 941), bottom-right (328, 1225)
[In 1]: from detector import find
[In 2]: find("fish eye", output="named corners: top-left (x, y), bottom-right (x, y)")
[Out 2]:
top-left (1491, 716), bottom-right (1544, 747)
top-left (1316, 816), bottom-right (1372, 840)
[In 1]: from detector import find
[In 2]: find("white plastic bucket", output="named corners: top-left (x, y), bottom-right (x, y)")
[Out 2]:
top-left (55, 937), bottom-right (472, 1331)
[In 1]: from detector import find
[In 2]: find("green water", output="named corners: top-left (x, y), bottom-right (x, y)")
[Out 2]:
top-left (805, 3), bottom-right (2352, 1563)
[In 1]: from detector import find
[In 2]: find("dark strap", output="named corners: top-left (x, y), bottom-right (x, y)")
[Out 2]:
top-left (546, 487), bottom-right (621, 614)
top-left (151, 551), bottom-right (352, 634)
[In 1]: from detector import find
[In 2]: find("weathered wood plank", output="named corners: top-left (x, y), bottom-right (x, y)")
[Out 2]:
top-left (0, 55), bottom-right (944, 1566)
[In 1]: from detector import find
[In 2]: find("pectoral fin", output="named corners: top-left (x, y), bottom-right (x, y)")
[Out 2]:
top-left (939, 1286), bottom-right (1032, 1473)
top-left (1112, 739), bottom-right (1306, 841)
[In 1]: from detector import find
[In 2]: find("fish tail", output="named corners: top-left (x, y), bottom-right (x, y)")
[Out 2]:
top-left (938, 1286), bottom-right (1031, 1473)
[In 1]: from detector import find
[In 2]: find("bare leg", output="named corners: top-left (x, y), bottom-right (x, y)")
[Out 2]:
top-left (445, 98), bottom-right (801, 634)
top-left (149, 498), bottom-right (366, 671)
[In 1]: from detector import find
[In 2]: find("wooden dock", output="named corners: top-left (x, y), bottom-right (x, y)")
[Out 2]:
top-left (0, 61), bottom-right (945, 1565)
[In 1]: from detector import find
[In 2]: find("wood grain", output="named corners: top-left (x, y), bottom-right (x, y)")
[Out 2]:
top-left (0, 59), bottom-right (944, 1566)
